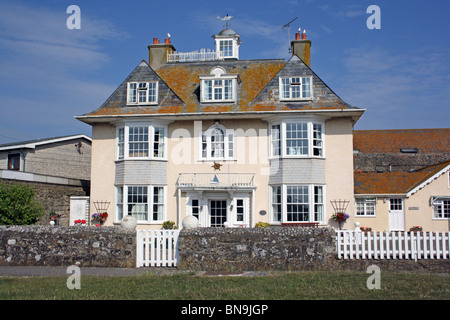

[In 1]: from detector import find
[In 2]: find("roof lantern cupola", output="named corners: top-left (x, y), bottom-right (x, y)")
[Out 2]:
top-left (213, 15), bottom-right (241, 60)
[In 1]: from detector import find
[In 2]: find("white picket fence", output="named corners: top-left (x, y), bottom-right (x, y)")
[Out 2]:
top-left (336, 230), bottom-right (450, 260)
top-left (136, 230), bottom-right (180, 267)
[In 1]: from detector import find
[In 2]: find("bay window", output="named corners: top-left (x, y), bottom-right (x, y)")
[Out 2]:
top-left (116, 123), bottom-right (167, 160)
top-left (115, 185), bottom-right (166, 223)
top-left (270, 120), bottom-right (324, 158)
top-left (270, 184), bottom-right (325, 224)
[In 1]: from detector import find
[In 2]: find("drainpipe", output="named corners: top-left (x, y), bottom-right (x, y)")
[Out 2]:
top-left (20, 148), bottom-right (26, 172)
top-left (178, 188), bottom-right (181, 230)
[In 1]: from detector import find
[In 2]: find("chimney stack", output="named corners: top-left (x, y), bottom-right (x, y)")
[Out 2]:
top-left (291, 29), bottom-right (311, 67)
top-left (148, 36), bottom-right (175, 70)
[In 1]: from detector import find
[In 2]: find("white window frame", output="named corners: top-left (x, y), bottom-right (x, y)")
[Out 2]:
top-left (355, 198), bottom-right (376, 217)
top-left (279, 76), bottom-right (313, 101)
top-left (200, 124), bottom-right (235, 161)
top-left (200, 67), bottom-right (238, 103)
top-left (270, 184), bottom-right (325, 224)
top-left (432, 198), bottom-right (450, 220)
top-left (116, 123), bottom-right (168, 161)
top-left (115, 185), bottom-right (166, 224)
top-left (127, 81), bottom-right (158, 105)
top-left (269, 120), bottom-right (325, 159)
top-left (219, 39), bottom-right (234, 58)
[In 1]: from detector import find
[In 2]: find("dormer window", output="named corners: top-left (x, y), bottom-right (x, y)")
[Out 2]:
top-left (200, 67), bottom-right (238, 103)
top-left (127, 81), bottom-right (158, 105)
top-left (279, 76), bottom-right (312, 100)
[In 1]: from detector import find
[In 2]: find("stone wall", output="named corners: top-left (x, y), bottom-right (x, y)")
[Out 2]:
top-left (0, 226), bottom-right (135, 268)
top-left (177, 227), bottom-right (336, 271)
top-left (177, 227), bottom-right (450, 273)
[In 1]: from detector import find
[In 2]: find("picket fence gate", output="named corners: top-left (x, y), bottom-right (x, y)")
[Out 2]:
top-left (337, 230), bottom-right (450, 260)
top-left (136, 230), bottom-right (180, 267)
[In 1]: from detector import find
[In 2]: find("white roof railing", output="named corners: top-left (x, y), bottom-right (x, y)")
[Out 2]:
top-left (167, 48), bottom-right (224, 63)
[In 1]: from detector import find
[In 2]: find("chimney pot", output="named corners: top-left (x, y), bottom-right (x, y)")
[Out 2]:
top-left (295, 32), bottom-right (300, 40)
top-left (301, 32), bottom-right (307, 40)
top-left (153, 38), bottom-right (159, 44)
top-left (165, 38), bottom-right (171, 44)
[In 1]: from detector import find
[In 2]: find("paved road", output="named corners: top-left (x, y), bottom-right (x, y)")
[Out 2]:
top-left (0, 266), bottom-right (268, 277)
top-left (0, 266), bottom-right (178, 277)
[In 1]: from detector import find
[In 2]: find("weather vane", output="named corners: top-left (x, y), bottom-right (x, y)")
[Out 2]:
top-left (217, 14), bottom-right (233, 29)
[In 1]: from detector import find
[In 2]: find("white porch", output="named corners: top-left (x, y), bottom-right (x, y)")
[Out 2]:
top-left (176, 173), bottom-right (256, 228)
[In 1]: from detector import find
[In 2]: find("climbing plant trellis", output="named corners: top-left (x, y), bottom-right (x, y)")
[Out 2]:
top-left (92, 201), bottom-right (110, 225)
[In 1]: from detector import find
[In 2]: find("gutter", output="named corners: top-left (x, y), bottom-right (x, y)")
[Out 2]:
top-left (75, 108), bottom-right (366, 124)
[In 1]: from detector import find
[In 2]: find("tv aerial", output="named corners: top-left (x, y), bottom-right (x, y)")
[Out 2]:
top-left (281, 17), bottom-right (298, 53)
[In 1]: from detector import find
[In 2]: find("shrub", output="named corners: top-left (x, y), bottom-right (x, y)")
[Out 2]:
top-left (0, 182), bottom-right (45, 225)
top-left (255, 222), bottom-right (271, 228)
top-left (162, 220), bottom-right (177, 229)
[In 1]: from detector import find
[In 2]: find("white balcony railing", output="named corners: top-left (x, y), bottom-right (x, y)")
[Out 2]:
top-left (176, 173), bottom-right (255, 189)
top-left (167, 49), bottom-right (224, 63)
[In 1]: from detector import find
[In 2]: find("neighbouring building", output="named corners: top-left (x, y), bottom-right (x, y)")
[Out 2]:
top-left (76, 25), bottom-right (365, 230)
top-left (353, 129), bottom-right (450, 231)
top-left (0, 134), bottom-right (92, 225)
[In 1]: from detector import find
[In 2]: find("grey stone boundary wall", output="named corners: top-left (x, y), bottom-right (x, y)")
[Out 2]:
top-left (177, 227), bottom-right (450, 273)
top-left (0, 226), bottom-right (135, 268)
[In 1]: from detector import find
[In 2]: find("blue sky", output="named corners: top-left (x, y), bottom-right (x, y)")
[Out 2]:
top-left (0, 0), bottom-right (449, 144)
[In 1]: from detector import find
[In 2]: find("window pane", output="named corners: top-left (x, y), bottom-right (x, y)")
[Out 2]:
top-left (203, 80), bottom-right (212, 101)
top-left (286, 123), bottom-right (308, 155)
top-left (271, 125), bottom-right (281, 156)
top-left (153, 187), bottom-right (164, 221)
top-left (313, 124), bottom-right (323, 156)
top-left (127, 186), bottom-right (148, 221)
top-left (129, 127), bottom-right (149, 157)
top-left (148, 82), bottom-right (157, 102)
top-left (272, 186), bottom-right (282, 222)
top-left (302, 77), bottom-right (311, 98)
top-left (153, 127), bottom-right (164, 158)
top-left (116, 187), bottom-right (123, 221)
top-left (281, 78), bottom-right (290, 99)
top-left (211, 128), bottom-right (224, 158)
top-left (224, 79), bottom-right (233, 100)
top-left (192, 199), bottom-right (200, 220)
top-left (220, 40), bottom-right (233, 57)
top-left (287, 186), bottom-right (309, 222)
top-left (138, 83), bottom-right (147, 103)
top-left (128, 83), bottom-right (137, 103)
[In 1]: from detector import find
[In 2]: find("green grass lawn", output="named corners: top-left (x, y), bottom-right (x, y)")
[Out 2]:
top-left (0, 270), bottom-right (448, 300)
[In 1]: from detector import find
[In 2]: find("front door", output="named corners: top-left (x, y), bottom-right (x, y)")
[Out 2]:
top-left (209, 200), bottom-right (227, 227)
top-left (389, 198), bottom-right (404, 231)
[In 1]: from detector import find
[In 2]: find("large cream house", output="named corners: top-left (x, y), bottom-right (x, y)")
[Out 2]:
top-left (76, 26), bottom-right (365, 230)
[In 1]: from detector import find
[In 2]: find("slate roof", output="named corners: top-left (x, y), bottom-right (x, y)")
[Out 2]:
top-left (77, 55), bottom-right (363, 121)
top-left (354, 129), bottom-right (450, 154)
top-left (354, 160), bottom-right (450, 195)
